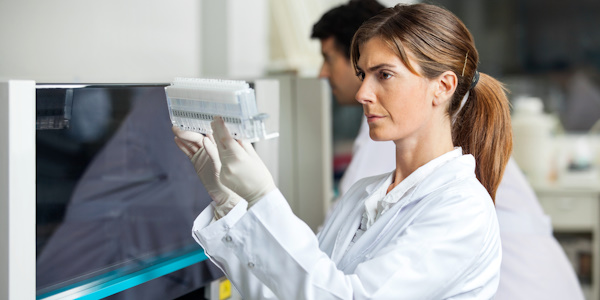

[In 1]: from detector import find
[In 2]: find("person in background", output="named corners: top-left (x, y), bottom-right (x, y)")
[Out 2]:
top-left (311, 0), bottom-right (394, 197)
top-left (312, 1), bottom-right (584, 299)
top-left (173, 3), bottom-right (511, 298)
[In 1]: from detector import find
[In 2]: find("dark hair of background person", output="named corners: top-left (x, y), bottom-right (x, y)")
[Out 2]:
top-left (350, 3), bottom-right (513, 202)
top-left (311, 0), bottom-right (386, 59)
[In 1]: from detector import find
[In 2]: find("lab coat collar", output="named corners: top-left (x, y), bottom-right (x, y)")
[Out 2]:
top-left (411, 150), bottom-right (476, 201)
top-left (364, 173), bottom-right (391, 195)
top-left (384, 148), bottom-right (463, 203)
top-left (362, 147), bottom-right (464, 198)
top-left (361, 147), bottom-right (464, 230)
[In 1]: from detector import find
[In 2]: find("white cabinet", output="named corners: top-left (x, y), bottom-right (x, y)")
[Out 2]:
top-left (536, 186), bottom-right (600, 300)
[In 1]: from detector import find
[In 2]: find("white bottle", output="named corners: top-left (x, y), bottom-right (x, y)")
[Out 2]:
top-left (511, 96), bottom-right (555, 185)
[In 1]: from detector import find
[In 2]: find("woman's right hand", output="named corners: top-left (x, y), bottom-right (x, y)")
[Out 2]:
top-left (172, 126), bottom-right (242, 219)
top-left (210, 117), bottom-right (276, 207)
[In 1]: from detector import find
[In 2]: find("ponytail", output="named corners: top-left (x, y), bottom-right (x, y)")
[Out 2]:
top-left (452, 73), bottom-right (512, 202)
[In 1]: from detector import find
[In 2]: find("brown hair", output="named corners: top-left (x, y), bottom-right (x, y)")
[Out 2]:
top-left (350, 3), bottom-right (512, 202)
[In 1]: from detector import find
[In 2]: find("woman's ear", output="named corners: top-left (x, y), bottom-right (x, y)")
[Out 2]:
top-left (432, 71), bottom-right (457, 106)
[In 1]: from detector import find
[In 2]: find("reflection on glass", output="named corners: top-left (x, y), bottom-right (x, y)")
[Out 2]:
top-left (36, 85), bottom-right (222, 299)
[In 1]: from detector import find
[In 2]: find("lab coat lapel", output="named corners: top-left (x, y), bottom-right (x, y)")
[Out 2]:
top-left (336, 184), bottom-right (418, 272)
top-left (335, 153), bottom-right (471, 272)
top-left (328, 177), bottom-right (384, 264)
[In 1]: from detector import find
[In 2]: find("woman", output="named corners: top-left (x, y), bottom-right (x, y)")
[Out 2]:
top-left (173, 3), bottom-right (512, 299)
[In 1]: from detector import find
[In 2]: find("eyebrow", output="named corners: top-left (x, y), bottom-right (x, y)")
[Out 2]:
top-left (356, 63), bottom-right (397, 72)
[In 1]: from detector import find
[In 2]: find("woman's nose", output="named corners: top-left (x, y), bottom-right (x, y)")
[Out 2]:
top-left (355, 80), bottom-right (374, 104)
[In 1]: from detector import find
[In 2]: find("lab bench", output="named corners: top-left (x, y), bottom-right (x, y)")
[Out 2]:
top-left (535, 184), bottom-right (600, 300)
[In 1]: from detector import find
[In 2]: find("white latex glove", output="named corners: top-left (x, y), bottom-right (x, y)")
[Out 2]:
top-left (172, 126), bottom-right (242, 219)
top-left (211, 116), bottom-right (276, 207)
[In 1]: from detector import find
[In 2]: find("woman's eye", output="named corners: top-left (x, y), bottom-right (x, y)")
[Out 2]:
top-left (356, 71), bottom-right (365, 81)
top-left (380, 72), bottom-right (392, 80)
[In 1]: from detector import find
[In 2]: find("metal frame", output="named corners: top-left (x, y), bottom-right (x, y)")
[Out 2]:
top-left (1, 80), bottom-right (37, 300)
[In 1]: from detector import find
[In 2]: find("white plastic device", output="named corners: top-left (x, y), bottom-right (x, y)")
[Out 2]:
top-left (165, 78), bottom-right (278, 141)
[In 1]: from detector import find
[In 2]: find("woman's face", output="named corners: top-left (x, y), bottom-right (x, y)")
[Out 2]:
top-left (355, 37), bottom-right (436, 143)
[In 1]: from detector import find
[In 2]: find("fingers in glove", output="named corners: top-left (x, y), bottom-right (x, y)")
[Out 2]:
top-left (172, 126), bottom-right (205, 144)
top-left (202, 134), bottom-right (221, 168)
top-left (206, 133), bottom-right (217, 146)
top-left (239, 140), bottom-right (262, 160)
top-left (211, 116), bottom-right (240, 152)
top-left (174, 136), bottom-right (200, 159)
top-left (190, 143), bottom-right (207, 163)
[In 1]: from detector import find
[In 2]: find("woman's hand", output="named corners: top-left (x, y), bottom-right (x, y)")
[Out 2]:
top-left (211, 116), bottom-right (276, 207)
top-left (172, 126), bottom-right (242, 218)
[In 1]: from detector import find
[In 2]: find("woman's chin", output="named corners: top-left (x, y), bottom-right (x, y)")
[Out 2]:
top-left (368, 132), bottom-right (387, 142)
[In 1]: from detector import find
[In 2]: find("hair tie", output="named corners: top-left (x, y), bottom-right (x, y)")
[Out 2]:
top-left (452, 71), bottom-right (479, 125)
top-left (470, 71), bottom-right (479, 90)
top-left (461, 50), bottom-right (469, 77)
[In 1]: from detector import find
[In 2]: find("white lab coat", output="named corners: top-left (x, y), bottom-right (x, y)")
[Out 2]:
top-left (192, 150), bottom-right (501, 299)
top-left (338, 117), bottom-right (584, 299)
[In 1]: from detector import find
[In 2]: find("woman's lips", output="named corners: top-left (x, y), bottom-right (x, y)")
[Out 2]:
top-left (366, 114), bottom-right (384, 122)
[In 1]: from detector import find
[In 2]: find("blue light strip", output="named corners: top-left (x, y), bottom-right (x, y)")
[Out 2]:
top-left (37, 248), bottom-right (208, 300)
